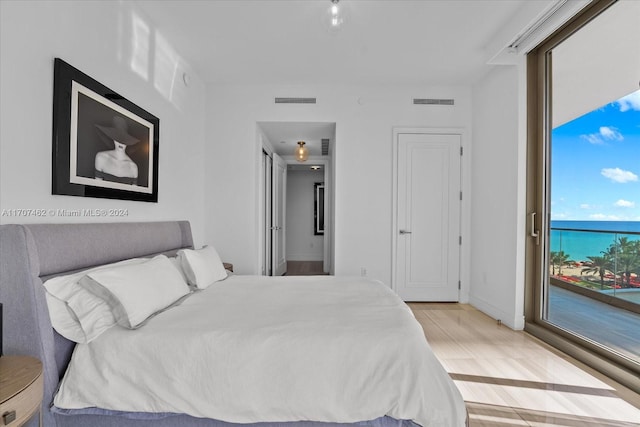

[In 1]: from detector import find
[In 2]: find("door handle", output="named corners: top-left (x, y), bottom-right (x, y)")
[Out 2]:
top-left (399, 230), bottom-right (412, 235)
top-left (529, 212), bottom-right (540, 246)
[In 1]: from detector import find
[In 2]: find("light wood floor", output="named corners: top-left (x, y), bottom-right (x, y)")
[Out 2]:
top-left (409, 303), bottom-right (640, 427)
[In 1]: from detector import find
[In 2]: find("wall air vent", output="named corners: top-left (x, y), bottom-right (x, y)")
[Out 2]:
top-left (321, 139), bottom-right (330, 156)
top-left (275, 97), bottom-right (317, 104)
top-left (413, 98), bottom-right (455, 105)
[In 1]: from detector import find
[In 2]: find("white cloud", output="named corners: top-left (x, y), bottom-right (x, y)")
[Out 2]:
top-left (601, 167), bottom-right (638, 183)
top-left (614, 199), bottom-right (635, 208)
top-left (580, 126), bottom-right (623, 144)
top-left (581, 134), bottom-right (602, 144)
top-left (580, 204), bottom-right (592, 209)
top-left (590, 213), bottom-right (621, 220)
top-left (599, 126), bottom-right (623, 141)
top-left (616, 90), bottom-right (640, 112)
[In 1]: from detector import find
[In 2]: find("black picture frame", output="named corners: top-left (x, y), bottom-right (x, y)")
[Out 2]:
top-left (52, 58), bottom-right (159, 202)
top-left (314, 182), bottom-right (325, 235)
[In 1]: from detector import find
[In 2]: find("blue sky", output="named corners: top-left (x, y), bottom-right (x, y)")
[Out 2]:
top-left (551, 89), bottom-right (640, 222)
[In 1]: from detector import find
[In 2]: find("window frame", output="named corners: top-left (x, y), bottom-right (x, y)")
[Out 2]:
top-left (524, 0), bottom-right (639, 392)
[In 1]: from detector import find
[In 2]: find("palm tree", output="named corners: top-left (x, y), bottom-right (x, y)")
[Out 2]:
top-left (601, 244), bottom-right (621, 288)
top-left (581, 255), bottom-right (612, 289)
top-left (629, 240), bottom-right (640, 287)
top-left (549, 251), bottom-right (558, 275)
top-left (603, 237), bottom-right (640, 288)
top-left (550, 251), bottom-right (571, 275)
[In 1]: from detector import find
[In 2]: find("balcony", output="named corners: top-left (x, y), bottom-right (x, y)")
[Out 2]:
top-left (548, 226), bottom-right (640, 364)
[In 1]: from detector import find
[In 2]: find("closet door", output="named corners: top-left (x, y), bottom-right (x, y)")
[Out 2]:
top-left (395, 132), bottom-right (461, 301)
top-left (271, 153), bottom-right (287, 276)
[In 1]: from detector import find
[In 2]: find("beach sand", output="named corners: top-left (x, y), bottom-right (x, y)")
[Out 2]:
top-left (551, 264), bottom-right (598, 278)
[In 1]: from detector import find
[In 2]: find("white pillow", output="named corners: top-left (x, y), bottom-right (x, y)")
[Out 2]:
top-left (169, 256), bottom-right (189, 283)
top-left (79, 255), bottom-right (191, 329)
top-left (43, 258), bottom-right (147, 343)
top-left (177, 246), bottom-right (227, 289)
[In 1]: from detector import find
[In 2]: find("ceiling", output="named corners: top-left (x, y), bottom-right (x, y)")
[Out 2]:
top-left (133, 0), bottom-right (557, 158)
top-left (134, 0), bottom-right (545, 86)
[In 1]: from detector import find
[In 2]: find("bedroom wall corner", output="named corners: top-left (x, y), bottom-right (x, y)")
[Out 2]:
top-left (469, 62), bottom-right (527, 330)
top-left (0, 0), bottom-right (207, 246)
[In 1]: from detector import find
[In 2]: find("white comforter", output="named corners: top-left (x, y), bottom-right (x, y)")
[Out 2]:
top-left (55, 275), bottom-right (466, 426)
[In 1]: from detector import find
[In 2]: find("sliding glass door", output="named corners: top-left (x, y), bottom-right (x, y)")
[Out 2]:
top-left (526, 0), bottom-right (640, 389)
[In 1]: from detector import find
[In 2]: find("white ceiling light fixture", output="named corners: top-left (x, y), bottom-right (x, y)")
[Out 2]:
top-left (295, 141), bottom-right (309, 162)
top-left (322, 0), bottom-right (348, 33)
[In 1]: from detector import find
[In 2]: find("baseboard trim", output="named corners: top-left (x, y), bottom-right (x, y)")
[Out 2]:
top-left (469, 294), bottom-right (525, 330)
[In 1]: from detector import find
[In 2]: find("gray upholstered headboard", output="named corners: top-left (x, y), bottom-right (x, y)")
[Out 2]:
top-left (0, 221), bottom-right (193, 427)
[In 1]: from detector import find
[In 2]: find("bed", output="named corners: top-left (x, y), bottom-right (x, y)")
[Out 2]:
top-left (0, 221), bottom-right (467, 427)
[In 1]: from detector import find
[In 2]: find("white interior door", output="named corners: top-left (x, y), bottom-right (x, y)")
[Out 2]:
top-left (395, 132), bottom-right (461, 301)
top-left (272, 153), bottom-right (287, 276)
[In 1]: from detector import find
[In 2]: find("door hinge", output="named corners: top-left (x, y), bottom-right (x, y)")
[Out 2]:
top-left (459, 236), bottom-right (462, 245)
top-left (460, 191), bottom-right (462, 201)
top-left (460, 146), bottom-right (463, 156)
top-left (458, 281), bottom-right (461, 290)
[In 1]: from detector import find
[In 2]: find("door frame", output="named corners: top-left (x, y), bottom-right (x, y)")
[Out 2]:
top-left (257, 130), bottom-right (273, 276)
top-left (391, 127), bottom-right (471, 302)
top-left (263, 150), bottom-right (273, 276)
top-left (256, 124), bottom-right (335, 277)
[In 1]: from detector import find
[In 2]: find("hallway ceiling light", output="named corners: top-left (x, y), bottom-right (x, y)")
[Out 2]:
top-left (310, 165), bottom-right (321, 171)
top-left (323, 0), bottom-right (347, 32)
top-left (295, 141), bottom-right (309, 162)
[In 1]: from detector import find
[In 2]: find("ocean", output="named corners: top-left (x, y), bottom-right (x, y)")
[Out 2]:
top-left (550, 221), bottom-right (640, 261)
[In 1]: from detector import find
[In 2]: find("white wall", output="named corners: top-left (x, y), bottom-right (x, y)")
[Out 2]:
top-left (286, 170), bottom-right (324, 261)
top-left (204, 84), bottom-right (472, 284)
top-left (469, 62), bottom-right (527, 330)
top-left (0, 1), bottom-right (207, 246)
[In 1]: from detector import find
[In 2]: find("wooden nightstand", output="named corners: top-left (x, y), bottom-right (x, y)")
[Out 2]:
top-left (0, 356), bottom-right (43, 427)
top-left (223, 262), bottom-right (233, 272)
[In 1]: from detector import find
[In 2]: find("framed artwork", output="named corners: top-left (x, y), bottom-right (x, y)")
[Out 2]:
top-left (52, 58), bottom-right (159, 202)
top-left (314, 182), bottom-right (325, 235)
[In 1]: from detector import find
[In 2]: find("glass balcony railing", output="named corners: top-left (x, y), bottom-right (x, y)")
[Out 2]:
top-left (547, 225), bottom-right (640, 363)
top-left (549, 226), bottom-right (640, 307)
